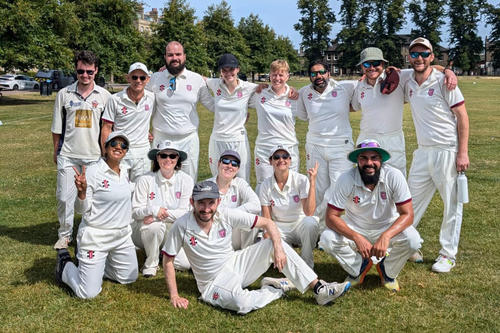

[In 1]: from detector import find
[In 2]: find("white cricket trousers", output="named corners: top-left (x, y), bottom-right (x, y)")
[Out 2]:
top-left (276, 217), bottom-right (320, 269)
top-left (62, 227), bottom-right (138, 299)
top-left (121, 146), bottom-right (151, 182)
top-left (152, 129), bottom-right (199, 181)
top-left (231, 227), bottom-right (259, 251)
top-left (208, 135), bottom-right (251, 183)
top-left (56, 156), bottom-right (98, 239)
top-left (201, 239), bottom-right (317, 315)
top-left (254, 143), bottom-right (299, 186)
top-left (319, 225), bottom-right (421, 279)
top-left (408, 147), bottom-right (463, 260)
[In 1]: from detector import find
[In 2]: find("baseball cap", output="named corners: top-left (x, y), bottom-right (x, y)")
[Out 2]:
top-left (409, 37), bottom-right (433, 52)
top-left (217, 53), bottom-right (239, 69)
top-left (105, 131), bottom-right (130, 147)
top-left (220, 150), bottom-right (240, 163)
top-left (148, 140), bottom-right (187, 162)
top-left (128, 62), bottom-right (149, 75)
top-left (357, 47), bottom-right (388, 66)
top-left (192, 181), bottom-right (220, 201)
top-left (269, 144), bottom-right (291, 158)
top-left (347, 139), bottom-right (391, 163)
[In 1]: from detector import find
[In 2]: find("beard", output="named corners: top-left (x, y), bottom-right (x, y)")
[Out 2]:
top-left (313, 78), bottom-right (328, 90)
top-left (194, 208), bottom-right (216, 224)
top-left (166, 59), bottom-right (186, 75)
top-left (359, 164), bottom-right (381, 186)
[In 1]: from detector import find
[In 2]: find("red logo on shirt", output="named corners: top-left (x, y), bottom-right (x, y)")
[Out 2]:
top-left (145, 104), bottom-right (150, 111)
top-left (255, 158), bottom-right (260, 166)
top-left (160, 84), bottom-right (165, 91)
top-left (102, 179), bottom-right (109, 188)
top-left (212, 292), bottom-right (219, 300)
top-left (261, 97), bottom-right (266, 103)
top-left (149, 192), bottom-right (155, 200)
top-left (306, 153), bottom-right (310, 160)
top-left (87, 250), bottom-right (94, 259)
top-left (237, 91), bottom-right (243, 98)
top-left (187, 84), bottom-right (192, 91)
top-left (332, 90), bottom-right (337, 97)
top-left (428, 88), bottom-right (434, 96)
top-left (409, 89), bottom-right (413, 97)
top-left (307, 93), bottom-right (313, 100)
top-left (293, 195), bottom-right (300, 203)
top-left (209, 157), bottom-right (213, 164)
top-left (270, 199), bottom-right (275, 207)
top-left (353, 196), bottom-right (360, 204)
top-left (231, 195), bottom-right (237, 202)
top-left (176, 191), bottom-right (181, 199)
top-left (381, 192), bottom-right (387, 200)
top-left (218, 229), bottom-right (226, 238)
top-left (361, 91), bottom-right (365, 99)
top-left (190, 236), bottom-right (197, 246)
top-left (216, 89), bottom-right (221, 96)
top-left (121, 106), bottom-right (127, 114)
top-left (92, 100), bottom-right (98, 108)
top-left (285, 101), bottom-right (291, 107)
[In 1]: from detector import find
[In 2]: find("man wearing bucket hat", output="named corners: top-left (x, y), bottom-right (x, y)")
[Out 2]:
top-left (405, 37), bottom-right (469, 273)
top-left (101, 62), bottom-right (155, 182)
top-left (319, 139), bottom-right (421, 292)
top-left (161, 180), bottom-right (350, 314)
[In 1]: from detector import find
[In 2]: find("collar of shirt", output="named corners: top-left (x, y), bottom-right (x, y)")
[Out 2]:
top-left (69, 81), bottom-right (100, 98)
top-left (410, 67), bottom-right (439, 88)
top-left (266, 84), bottom-right (289, 98)
top-left (156, 170), bottom-right (176, 186)
top-left (271, 172), bottom-right (293, 194)
top-left (218, 78), bottom-right (243, 95)
top-left (166, 69), bottom-right (187, 80)
top-left (354, 164), bottom-right (387, 190)
top-left (362, 71), bottom-right (386, 89)
top-left (98, 158), bottom-right (122, 178)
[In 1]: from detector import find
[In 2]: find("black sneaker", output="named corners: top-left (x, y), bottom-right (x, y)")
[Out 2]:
top-left (55, 249), bottom-right (72, 286)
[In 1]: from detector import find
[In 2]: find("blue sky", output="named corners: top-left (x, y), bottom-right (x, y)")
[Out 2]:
top-left (142, 0), bottom-right (496, 49)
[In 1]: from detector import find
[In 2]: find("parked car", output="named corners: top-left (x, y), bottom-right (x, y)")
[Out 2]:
top-left (0, 74), bottom-right (39, 90)
top-left (35, 70), bottom-right (75, 90)
top-left (258, 73), bottom-right (270, 82)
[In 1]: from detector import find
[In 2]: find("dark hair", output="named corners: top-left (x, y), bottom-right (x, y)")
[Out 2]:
top-left (152, 157), bottom-right (182, 172)
top-left (74, 50), bottom-right (99, 68)
top-left (308, 59), bottom-right (330, 75)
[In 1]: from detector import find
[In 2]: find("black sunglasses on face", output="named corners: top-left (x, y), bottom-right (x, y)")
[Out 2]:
top-left (220, 158), bottom-right (240, 167)
top-left (310, 69), bottom-right (328, 77)
top-left (109, 140), bottom-right (128, 150)
top-left (76, 69), bottom-right (95, 75)
top-left (362, 60), bottom-right (382, 68)
top-left (158, 153), bottom-right (179, 160)
top-left (131, 75), bottom-right (147, 81)
top-left (410, 51), bottom-right (432, 59)
top-left (272, 153), bottom-right (290, 160)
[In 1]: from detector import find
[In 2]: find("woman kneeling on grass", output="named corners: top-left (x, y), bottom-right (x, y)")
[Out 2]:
top-left (55, 132), bottom-right (138, 299)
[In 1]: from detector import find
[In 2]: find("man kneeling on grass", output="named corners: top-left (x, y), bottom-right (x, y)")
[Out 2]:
top-left (319, 140), bottom-right (422, 292)
top-left (161, 181), bottom-right (350, 314)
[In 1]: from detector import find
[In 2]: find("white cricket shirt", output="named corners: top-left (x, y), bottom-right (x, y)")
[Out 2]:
top-left (206, 176), bottom-right (260, 214)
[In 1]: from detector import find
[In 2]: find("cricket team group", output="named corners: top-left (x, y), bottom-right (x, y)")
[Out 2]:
top-left (51, 36), bottom-right (469, 314)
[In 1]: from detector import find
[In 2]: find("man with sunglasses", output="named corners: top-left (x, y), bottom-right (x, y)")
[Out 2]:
top-left (51, 50), bottom-right (111, 250)
top-left (148, 41), bottom-right (214, 181)
top-left (101, 62), bottom-right (155, 182)
top-left (405, 37), bottom-right (469, 273)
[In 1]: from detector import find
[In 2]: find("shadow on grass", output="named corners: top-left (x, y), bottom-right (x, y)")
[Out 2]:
top-left (0, 220), bottom-right (70, 246)
top-left (126, 271), bottom-right (199, 300)
top-left (0, 95), bottom-right (53, 106)
top-left (21, 257), bottom-right (55, 285)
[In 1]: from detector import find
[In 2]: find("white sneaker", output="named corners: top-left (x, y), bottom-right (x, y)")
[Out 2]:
top-left (53, 236), bottom-right (70, 250)
top-left (431, 255), bottom-right (456, 273)
top-left (408, 250), bottom-right (424, 263)
top-left (142, 266), bottom-right (157, 278)
top-left (314, 280), bottom-right (351, 305)
top-left (260, 277), bottom-right (296, 293)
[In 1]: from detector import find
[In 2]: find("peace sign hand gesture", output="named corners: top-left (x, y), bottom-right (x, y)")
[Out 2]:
top-left (73, 166), bottom-right (87, 200)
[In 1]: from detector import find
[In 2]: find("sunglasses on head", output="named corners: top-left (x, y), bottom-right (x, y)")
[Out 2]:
top-left (158, 153), bottom-right (179, 160)
top-left (410, 51), bottom-right (432, 59)
top-left (109, 140), bottom-right (128, 150)
top-left (310, 69), bottom-right (328, 77)
top-left (131, 75), bottom-right (147, 81)
top-left (272, 153), bottom-right (290, 160)
top-left (362, 60), bottom-right (382, 68)
top-left (76, 69), bottom-right (95, 75)
top-left (220, 158), bottom-right (240, 167)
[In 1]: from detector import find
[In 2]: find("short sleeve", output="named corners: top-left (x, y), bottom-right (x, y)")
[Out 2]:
top-left (161, 217), bottom-right (186, 257)
top-left (328, 172), bottom-right (353, 210)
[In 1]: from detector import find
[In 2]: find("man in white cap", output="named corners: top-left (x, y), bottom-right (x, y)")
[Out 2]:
top-left (319, 139), bottom-right (421, 291)
top-left (101, 62), bottom-right (155, 181)
top-left (148, 41), bottom-right (214, 181)
top-left (161, 181), bottom-right (350, 314)
top-left (405, 37), bottom-right (470, 273)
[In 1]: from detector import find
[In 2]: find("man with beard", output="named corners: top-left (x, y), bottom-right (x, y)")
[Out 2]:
top-left (148, 41), bottom-right (214, 181)
top-left (318, 140), bottom-right (421, 291)
top-left (405, 37), bottom-right (469, 273)
top-left (161, 181), bottom-right (350, 314)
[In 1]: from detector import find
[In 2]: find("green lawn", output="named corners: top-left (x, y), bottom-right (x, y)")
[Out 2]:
top-left (0, 76), bottom-right (499, 332)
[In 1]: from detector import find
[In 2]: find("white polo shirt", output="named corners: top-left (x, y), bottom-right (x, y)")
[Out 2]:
top-left (251, 85), bottom-right (299, 148)
top-left (206, 78), bottom-right (257, 141)
top-left (328, 165), bottom-right (411, 231)
top-left (259, 170), bottom-right (309, 224)
top-left (51, 81), bottom-right (111, 159)
top-left (102, 88), bottom-right (155, 151)
top-left (296, 79), bottom-right (357, 146)
top-left (352, 70), bottom-right (412, 135)
top-left (75, 158), bottom-right (133, 229)
top-left (132, 170), bottom-right (194, 224)
top-left (206, 176), bottom-right (260, 214)
top-left (162, 208), bottom-right (258, 293)
top-left (405, 68), bottom-right (465, 149)
top-left (148, 69), bottom-right (214, 136)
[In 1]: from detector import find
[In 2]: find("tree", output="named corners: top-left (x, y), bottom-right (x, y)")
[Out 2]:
top-left (408, 0), bottom-right (446, 53)
top-left (150, 0), bottom-right (210, 75)
top-left (201, 0), bottom-right (249, 74)
top-left (273, 36), bottom-right (301, 74)
top-left (486, 5), bottom-right (500, 70)
top-left (448, 0), bottom-right (485, 74)
top-left (294, 0), bottom-right (335, 64)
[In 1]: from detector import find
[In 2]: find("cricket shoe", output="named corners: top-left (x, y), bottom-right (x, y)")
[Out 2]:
top-left (345, 258), bottom-right (373, 287)
top-left (260, 277), bottom-right (296, 293)
top-left (431, 255), bottom-right (456, 273)
top-left (55, 249), bottom-right (72, 286)
top-left (376, 258), bottom-right (400, 292)
top-left (314, 280), bottom-right (351, 305)
top-left (142, 266), bottom-right (158, 278)
top-left (408, 250), bottom-right (424, 263)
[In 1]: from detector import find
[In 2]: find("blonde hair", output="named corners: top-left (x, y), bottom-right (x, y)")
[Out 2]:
top-left (270, 59), bottom-right (289, 74)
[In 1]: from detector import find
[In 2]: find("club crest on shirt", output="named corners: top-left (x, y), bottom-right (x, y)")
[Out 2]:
top-left (216, 89), bottom-right (221, 96)
top-left (261, 97), bottom-right (266, 103)
top-left (102, 179), bottom-right (109, 188)
top-left (361, 91), bottom-right (365, 99)
top-left (380, 192), bottom-right (387, 200)
top-left (428, 88), bottom-right (434, 96)
top-left (145, 104), bottom-right (150, 111)
top-left (218, 229), bottom-right (226, 238)
top-left (160, 84), bottom-right (165, 91)
top-left (212, 292), bottom-right (219, 300)
top-left (353, 196), bottom-right (360, 204)
top-left (285, 101), bottom-right (291, 107)
top-left (332, 90), bottom-right (337, 97)
top-left (255, 158), bottom-right (260, 166)
top-left (175, 191), bottom-right (181, 199)
top-left (149, 192), bottom-right (155, 200)
top-left (121, 106), bottom-right (127, 114)
top-left (231, 195), bottom-right (237, 202)
top-left (87, 250), bottom-right (94, 259)
top-left (186, 84), bottom-right (192, 91)
top-left (237, 91), bottom-right (243, 98)
top-left (92, 100), bottom-right (98, 108)
top-left (307, 93), bottom-right (313, 100)
top-left (190, 236), bottom-right (197, 246)
top-left (293, 195), bottom-right (300, 203)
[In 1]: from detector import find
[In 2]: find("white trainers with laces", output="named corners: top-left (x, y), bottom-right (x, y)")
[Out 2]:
top-left (53, 236), bottom-right (70, 250)
top-left (431, 255), bottom-right (456, 273)
top-left (314, 280), bottom-right (351, 305)
top-left (260, 277), bottom-right (296, 293)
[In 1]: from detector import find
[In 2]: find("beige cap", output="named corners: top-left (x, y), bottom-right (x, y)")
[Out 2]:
top-left (409, 37), bottom-right (433, 52)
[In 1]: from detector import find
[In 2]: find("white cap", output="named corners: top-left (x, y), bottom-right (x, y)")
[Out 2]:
top-left (409, 37), bottom-right (433, 52)
top-left (105, 131), bottom-right (130, 146)
top-left (128, 62), bottom-right (149, 75)
top-left (269, 144), bottom-right (291, 158)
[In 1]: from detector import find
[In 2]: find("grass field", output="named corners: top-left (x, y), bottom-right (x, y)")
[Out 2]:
top-left (0, 76), bottom-right (499, 332)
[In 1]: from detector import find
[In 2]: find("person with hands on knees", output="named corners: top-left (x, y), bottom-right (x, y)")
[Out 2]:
top-left (161, 181), bottom-right (350, 315)
top-left (259, 145), bottom-right (320, 268)
top-left (55, 132), bottom-right (138, 299)
top-left (319, 140), bottom-right (422, 292)
top-left (131, 140), bottom-right (194, 277)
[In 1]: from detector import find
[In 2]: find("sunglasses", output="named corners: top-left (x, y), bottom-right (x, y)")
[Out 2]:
top-left (410, 51), bottom-right (432, 59)
top-left (272, 153), bottom-right (290, 160)
top-left (220, 158), bottom-right (240, 167)
top-left (362, 61), bottom-right (382, 68)
top-left (168, 77), bottom-right (176, 91)
top-left (158, 153), bottom-right (179, 160)
top-left (109, 140), bottom-right (128, 150)
top-left (76, 69), bottom-right (95, 75)
top-left (131, 75), bottom-right (147, 81)
top-left (310, 69), bottom-right (328, 77)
